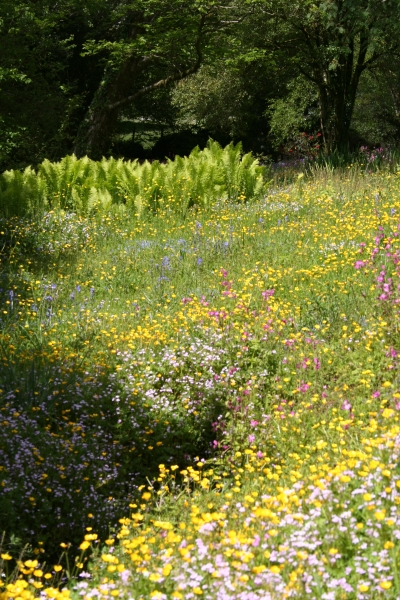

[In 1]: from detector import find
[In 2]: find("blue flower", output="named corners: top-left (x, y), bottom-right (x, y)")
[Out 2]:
top-left (161, 256), bottom-right (171, 270)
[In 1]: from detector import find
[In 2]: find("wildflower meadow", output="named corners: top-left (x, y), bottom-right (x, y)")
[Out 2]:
top-left (1, 144), bottom-right (400, 599)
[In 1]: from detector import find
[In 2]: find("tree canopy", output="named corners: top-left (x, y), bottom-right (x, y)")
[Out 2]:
top-left (1, 0), bottom-right (400, 168)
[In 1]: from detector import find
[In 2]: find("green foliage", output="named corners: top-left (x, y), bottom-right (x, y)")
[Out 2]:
top-left (267, 77), bottom-right (320, 151)
top-left (352, 64), bottom-right (400, 146)
top-left (0, 142), bottom-right (267, 218)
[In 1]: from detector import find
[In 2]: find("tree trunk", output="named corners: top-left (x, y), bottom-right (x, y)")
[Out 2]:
top-left (318, 35), bottom-right (369, 153)
top-left (74, 56), bottom-right (150, 159)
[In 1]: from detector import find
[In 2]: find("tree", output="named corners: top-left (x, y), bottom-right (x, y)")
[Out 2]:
top-left (0, 0), bottom-right (108, 170)
top-left (73, 0), bottom-right (226, 159)
top-left (171, 59), bottom-right (275, 154)
top-left (249, 0), bottom-right (400, 152)
top-left (352, 55), bottom-right (400, 145)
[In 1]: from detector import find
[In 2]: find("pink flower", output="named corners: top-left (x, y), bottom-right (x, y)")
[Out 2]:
top-left (262, 289), bottom-right (275, 300)
top-left (298, 382), bottom-right (310, 393)
top-left (341, 400), bottom-right (352, 411)
top-left (354, 260), bottom-right (367, 269)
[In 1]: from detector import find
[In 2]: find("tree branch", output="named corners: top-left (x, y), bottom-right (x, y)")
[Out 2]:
top-left (108, 13), bottom-right (207, 113)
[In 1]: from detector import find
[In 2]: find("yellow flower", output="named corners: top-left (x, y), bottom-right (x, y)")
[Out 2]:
top-left (33, 569), bottom-right (43, 577)
top-left (79, 541), bottom-right (90, 551)
top-left (359, 584), bottom-right (369, 592)
top-left (252, 565), bottom-right (266, 574)
top-left (328, 548), bottom-right (338, 555)
top-left (193, 588), bottom-right (203, 595)
top-left (374, 510), bottom-right (386, 521)
top-left (24, 559), bottom-right (38, 568)
top-left (382, 408), bottom-right (395, 418)
top-left (162, 564), bottom-right (172, 577)
top-left (379, 581), bottom-right (392, 590)
top-left (270, 566), bottom-right (280, 574)
top-left (384, 541), bottom-right (394, 549)
top-left (268, 529), bottom-right (279, 537)
top-left (1, 553), bottom-right (12, 560)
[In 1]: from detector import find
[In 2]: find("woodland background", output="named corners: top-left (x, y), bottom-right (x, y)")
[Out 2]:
top-left (1, 0), bottom-right (400, 171)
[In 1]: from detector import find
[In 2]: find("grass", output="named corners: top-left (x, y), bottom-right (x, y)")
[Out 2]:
top-left (0, 159), bottom-right (400, 599)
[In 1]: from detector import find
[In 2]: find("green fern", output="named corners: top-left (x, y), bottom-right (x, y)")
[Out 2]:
top-left (0, 142), bottom-right (267, 218)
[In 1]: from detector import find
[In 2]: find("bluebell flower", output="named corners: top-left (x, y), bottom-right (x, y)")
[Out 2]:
top-left (197, 257), bottom-right (203, 266)
top-left (161, 256), bottom-right (171, 270)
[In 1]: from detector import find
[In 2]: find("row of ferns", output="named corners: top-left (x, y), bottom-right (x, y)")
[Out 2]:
top-left (0, 141), bottom-right (267, 218)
